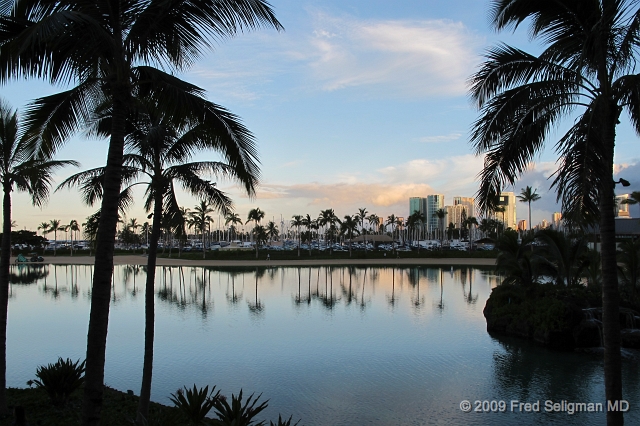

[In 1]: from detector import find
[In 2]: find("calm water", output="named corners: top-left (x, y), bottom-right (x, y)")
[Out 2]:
top-left (7, 264), bottom-right (640, 425)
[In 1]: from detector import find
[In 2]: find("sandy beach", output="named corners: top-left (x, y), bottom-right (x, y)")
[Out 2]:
top-left (12, 255), bottom-right (496, 267)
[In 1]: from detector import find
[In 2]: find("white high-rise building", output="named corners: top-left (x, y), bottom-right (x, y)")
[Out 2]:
top-left (497, 192), bottom-right (517, 230)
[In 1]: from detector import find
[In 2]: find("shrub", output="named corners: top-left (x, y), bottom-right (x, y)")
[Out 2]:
top-left (212, 389), bottom-right (269, 426)
top-left (169, 385), bottom-right (219, 425)
top-left (28, 357), bottom-right (85, 406)
top-left (269, 415), bottom-right (301, 426)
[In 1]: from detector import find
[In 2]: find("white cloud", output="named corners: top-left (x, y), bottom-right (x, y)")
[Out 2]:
top-left (305, 13), bottom-right (481, 97)
top-left (184, 11), bottom-right (482, 102)
top-left (418, 133), bottom-right (463, 143)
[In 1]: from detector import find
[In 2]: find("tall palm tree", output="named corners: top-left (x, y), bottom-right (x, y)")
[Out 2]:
top-left (339, 215), bottom-right (359, 257)
top-left (517, 186), bottom-right (541, 232)
top-left (407, 210), bottom-right (423, 247)
top-left (246, 208), bottom-right (265, 259)
top-left (469, 2), bottom-right (640, 422)
top-left (48, 219), bottom-right (62, 256)
top-left (0, 100), bottom-right (76, 414)
top-left (83, 212), bottom-right (100, 257)
top-left (367, 214), bottom-right (380, 236)
top-left (190, 200), bottom-right (215, 259)
top-left (66, 219), bottom-right (80, 256)
top-left (385, 214), bottom-right (397, 254)
top-left (434, 209), bottom-right (447, 248)
top-left (291, 215), bottom-right (303, 257)
top-left (301, 214), bottom-right (313, 256)
top-left (1, 3), bottom-right (281, 424)
top-left (356, 208), bottom-right (368, 253)
top-left (58, 104), bottom-right (255, 423)
top-left (318, 209), bottom-right (337, 251)
top-left (225, 212), bottom-right (243, 242)
top-left (37, 222), bottom-right (49, 239)
top-left (266, 221), bottom-right (279, 246)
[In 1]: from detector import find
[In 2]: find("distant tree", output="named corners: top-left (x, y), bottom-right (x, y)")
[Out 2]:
top-left (339, 215), bottom-right (360, 257)
top-left (47, 219), bottom-right (62, 256)
top-left (246, 208), bottom-right (265, 258)
top-left (434, 209), bottom-right (447, 248)
top-left (290, 215), bottom-right (303, 257)
top-left (356, 208), bottom-right (368, 253)
top-left (65, 220), bottom-right (80, 256)
top-left (517, 186), bottom-right (541, 232)
top-left (266, 221), bottom-right (279, 246)
top-left (83, 212), bottom-right (100, 256)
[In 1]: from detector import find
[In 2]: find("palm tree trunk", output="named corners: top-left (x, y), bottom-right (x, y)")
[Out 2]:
top-left (0, 185), bottom-right (12, 414)
top-left (82, 82), bottom-right (128, 426)
top-left (136, 193), bottom-right (163, 423)
top-left (600, 121), bottom-right (623, 426)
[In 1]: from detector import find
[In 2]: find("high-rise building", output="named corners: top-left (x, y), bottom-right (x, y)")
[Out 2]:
top-left (409, 197), bottom-right (427, 220)
top-left (517, 220), bottom-right (527, 231)
top-left (497, 192), bottom-right (517, 229)
top-left (426, 194), bottom-right (445, 232)
top-left (453, 196), bottom-right (475, 219)
top-left (552, 212), bottom-right (562, 228)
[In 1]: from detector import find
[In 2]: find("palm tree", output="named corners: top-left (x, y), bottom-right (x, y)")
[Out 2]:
top-left (225, 212), bottom-right (243, 242)
top-left (356, 208), bottom-right (368, 253)
top-left (190, 200), bottom-right (215, 259)
top-left (407, 211), bottom-right (423, 248)
top-left (301, 214), bottom-right (314, 256)
top-left (47, 219), bottom-right (62, 256)
top-left (246, 208), bottom-right (265, 259)
top-left (66, 220), bottom-right (80, 256)
top-left (469, 1), bottom-right (640, 422)
top-left (367, 214), bottom-right (380, 236)
top-left (266, 221), bottom-right (279, 246)
top-left (434, 209), bottom-right (447, 248)
top-left (517, 186), bottom-right (541, 232)
top-left (0, 100), bottom-right (76, 414)
top-left (1, 3), bottom-right (281, 424)
top-left (57, 104), bottom-right (256, 423)
top-left (291, 215), bottom-right (303, 257)
top-left (339, 215), bottom-right (359, 257)
top-left (37, 222), bottom-right (49, 239)
top-left (83, 212), bottom-right (100, 257)
top-left (385, 214), bottom-right (398, 253)
top-left (318, 209), bottom-right (337, 252)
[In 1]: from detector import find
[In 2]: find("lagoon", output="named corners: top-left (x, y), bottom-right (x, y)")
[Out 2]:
top-left (7, 264), bottom-right (640, 425)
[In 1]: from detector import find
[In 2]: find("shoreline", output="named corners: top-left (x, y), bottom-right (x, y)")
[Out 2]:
top-left (11, 255), bottom-right (497, 267)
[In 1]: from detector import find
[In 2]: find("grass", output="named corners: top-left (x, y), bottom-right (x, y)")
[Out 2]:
top-left (1, 386), bottom-right (193, 426)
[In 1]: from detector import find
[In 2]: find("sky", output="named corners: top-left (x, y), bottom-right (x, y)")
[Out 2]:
top-left (5, 0), bottom-right (640, 233)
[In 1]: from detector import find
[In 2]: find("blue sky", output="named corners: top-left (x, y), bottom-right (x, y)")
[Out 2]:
top-left (6, 0), bottom-right (640, 232)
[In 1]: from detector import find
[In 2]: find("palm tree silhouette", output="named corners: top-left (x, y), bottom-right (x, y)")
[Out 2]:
top-left (517, 186), bottom-right (541, 233)
top-left (356, 208), bottom-right (368, 254)
top-left (290, 215), bottom-right (303, 257)
top-left (0, 100), bottom-right (76, 413)
top-left (225, 212), bottom-right (243, 242)
top-left (57, 103), bottom-right (256, 422)
top-left (190, 200), bottom-right (215, 259)
top-left (339, 215), bottom-right (359, 257)
top-left (266, 221), bottom-right (279, 246)
top-left (1, 3), bottom-right (281, 422)
top-left (246, 208), bottom-right (265, 258)
top-left (47, 219), bottom-right (62, 256)
top-left (469, 3), bottom-right (640, 416)
top-left (434, 209), bottom-right (447, 248)
top-left (65, 220), bottom-right (80, 256)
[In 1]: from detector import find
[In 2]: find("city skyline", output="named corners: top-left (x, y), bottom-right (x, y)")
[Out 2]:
top-left (5, 0), bottom-right (640, 231)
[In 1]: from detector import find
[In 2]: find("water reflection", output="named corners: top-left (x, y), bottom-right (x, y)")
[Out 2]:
top-left (6, 264), bottom-right (639, 426)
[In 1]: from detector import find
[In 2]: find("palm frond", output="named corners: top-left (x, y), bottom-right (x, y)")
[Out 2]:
top-left (128, 0), bottom-right (283, 68)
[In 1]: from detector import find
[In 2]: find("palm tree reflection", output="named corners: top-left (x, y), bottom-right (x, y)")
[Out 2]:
top-left (247, 267), bottom-right (264, 316)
